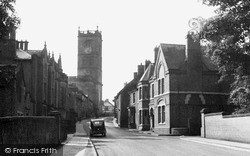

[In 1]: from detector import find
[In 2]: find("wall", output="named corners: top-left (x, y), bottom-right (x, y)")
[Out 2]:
top-left (0, 40), bottom-right (16, 64)
top-left (0, 65), bottom-right (16, 117)
top-left (0, 116), bottom-right (58, 144)
top-left (201, 112), bottom-right (250, 143)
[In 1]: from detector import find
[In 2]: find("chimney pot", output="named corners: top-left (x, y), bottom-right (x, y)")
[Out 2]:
top-left (20, 41), bottom-right (24, 50)
top-left (24, 41), bottom-right (29, 51)
top-left (154, 46), bottom-right (159, 63)
top-left (16, 41), bottom-right (19, 49)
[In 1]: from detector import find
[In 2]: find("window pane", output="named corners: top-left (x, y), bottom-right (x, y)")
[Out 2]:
top-left (158, 107), bottom-right (161, 123)
top-left (139, 87), bottom-right (141, 100)
top-left (158, 79), bottom-right (161, 95)
top-left (142, 86), bottom-right (145, 99)
top-left (133, 93), bottom-right (135, 103)
top-left (139, 110), bottom-right (142, 124)
top-left (152, 84), bottom-right (154, 97)
top-left (162, 78), bottom-right (164, 94)
top-left (162, 106), bottom-right (165, 123)
top-left (143, 86), bottom-right (148, 99)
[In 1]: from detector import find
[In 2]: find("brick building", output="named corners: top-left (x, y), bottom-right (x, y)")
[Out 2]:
top-left (123, 34), bottom-right (234, 135)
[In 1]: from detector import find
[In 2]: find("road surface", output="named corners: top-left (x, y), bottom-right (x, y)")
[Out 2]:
top-left (89, 117), bottom-right (250, 156)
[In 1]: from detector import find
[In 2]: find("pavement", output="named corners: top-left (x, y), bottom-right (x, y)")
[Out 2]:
top-left (180, 136), bottom-right (250, 153)
top-left (52, 120), bottom-right (98, 156)
top-left (112, 118), bottom-right (250, 153)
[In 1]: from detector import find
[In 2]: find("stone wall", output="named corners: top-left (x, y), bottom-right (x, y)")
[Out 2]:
top-left (0, 65), bottom-right (16, 117)
top-left (0, 116), bottom-right (58, 144)
top-left (201, 112), bottom-right (250, 143)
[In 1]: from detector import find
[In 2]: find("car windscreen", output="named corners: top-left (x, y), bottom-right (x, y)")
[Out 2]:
top-left (92, 121), bottom-right (104, 126)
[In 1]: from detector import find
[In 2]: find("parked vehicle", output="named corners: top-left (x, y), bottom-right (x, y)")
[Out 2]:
top-left (89, 118), bottom-right (106, 137)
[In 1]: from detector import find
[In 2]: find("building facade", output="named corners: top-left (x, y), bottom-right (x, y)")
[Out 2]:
top-left (136, 61), bottom-right (154, 131)
top-left (114, 63), bottom-right (145, 128)
top-left (0, 30), bottom-right (94, 121)
top-left (69, 28), bottom-right (103, 116)
top-left (102, 99), bottom-right (114, 116)
top-left (124, 34), bottom-right (234, 135)
top-left (150, 35), bottom-right (232, 135)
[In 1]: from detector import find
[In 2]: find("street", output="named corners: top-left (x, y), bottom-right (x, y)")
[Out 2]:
top-left (89, 117), bottom-right (250, 156)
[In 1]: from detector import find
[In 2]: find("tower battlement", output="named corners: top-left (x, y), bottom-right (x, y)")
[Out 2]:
top-left (78, 28), bottom-right (102, 38)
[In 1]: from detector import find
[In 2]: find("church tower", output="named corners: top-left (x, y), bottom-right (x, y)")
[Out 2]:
top-left (77, 28), bottom-right (102, 113)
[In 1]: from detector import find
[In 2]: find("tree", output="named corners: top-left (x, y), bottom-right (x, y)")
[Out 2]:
top-left (199, 0), bottom-right (250, 113)
top-left (0, 0), bottom-right (20, 40)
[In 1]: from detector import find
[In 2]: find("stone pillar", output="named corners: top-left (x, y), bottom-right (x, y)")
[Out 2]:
top-left (48, 111), bottom-right (61, 144)
top-left (200, 108), bottom-right (209, 138)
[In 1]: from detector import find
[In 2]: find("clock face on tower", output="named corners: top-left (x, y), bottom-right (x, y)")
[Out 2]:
top-left (81, 39), bottom-right (93, 54)
top-left (84, 46), bottom-right (92, 54)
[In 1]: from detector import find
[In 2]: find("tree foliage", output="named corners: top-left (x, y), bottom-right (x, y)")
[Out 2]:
top-left (0, 0), bottom-right (20, 40)
top-left (199, 0), bottom-right (250, 113)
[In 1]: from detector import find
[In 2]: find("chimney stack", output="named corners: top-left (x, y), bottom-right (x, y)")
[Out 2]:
top-left (24, 41), bottom-right (29, 51)
top-left (133, 72), bottom-right (138, 79)
top-left (137, 63), bottom-right (144, 77)
top-left (186, 33), bottom-right (202, 91)
top-left (20, 41), bottom-right (24, 50)
top-left (154, 46), bottom-right (159, 63)
top-left (186, 34), bottom-right (202, 70)
top-left (15, 41), bottom-right (19, 49)
top-left (9, 28), bottom-right (16, 40)
top-left (144, 60), bottom-right (151, 71)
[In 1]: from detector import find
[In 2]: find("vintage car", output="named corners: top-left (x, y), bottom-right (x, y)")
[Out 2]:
top-left (89, 118), bottom-right (106, 137)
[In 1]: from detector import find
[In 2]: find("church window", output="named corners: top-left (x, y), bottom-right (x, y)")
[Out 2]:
top-left (89, 58), bottom-right (93, 65)
top-left (44, 83), bottom-right (47, 101)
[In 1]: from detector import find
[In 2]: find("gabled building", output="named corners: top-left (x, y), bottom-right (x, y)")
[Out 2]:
top-left (114, 63), bottom-right (144, 128)
top-left (146, 34), bottom-right (233, 135)
top-left (135, 61), bottom-right (153, 130)
top-left (124, 34), bottom-right (234, 135)
top-left (102, 99), bottom-right (114, 116)
top-left (0, 30), bottom-right (77, 120)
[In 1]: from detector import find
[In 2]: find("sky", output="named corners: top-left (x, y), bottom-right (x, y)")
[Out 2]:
top-left (14, 0), bottom-right (217, 103)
